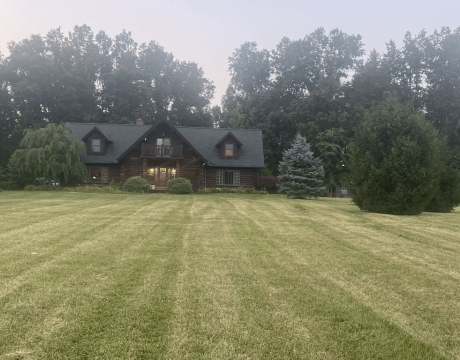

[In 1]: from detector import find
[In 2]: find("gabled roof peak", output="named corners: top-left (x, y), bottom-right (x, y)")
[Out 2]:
top-left (215, 131), bottom-right (243, 147)
top-left (81, 126), bottom-right (113, 143)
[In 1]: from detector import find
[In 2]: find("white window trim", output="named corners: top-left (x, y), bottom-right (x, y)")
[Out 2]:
top-left (216, 170), bottom-right (240, 186)
top-left (224, 143), bottom-right (234, 157)
top-left (91, 138), bottom-right (101, 153)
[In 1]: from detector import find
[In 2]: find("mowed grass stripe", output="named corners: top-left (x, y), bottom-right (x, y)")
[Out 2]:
top-left (0, 195), bottom-right (154, 297)
top-left (0, 193), bottom-right (133, 237)
top-left (245, 197), bottom-right (459, 358)
top-left (223, 196), bottom-right (448, 359)
top-left (41, 219), bottom-right (183, 358)
top-left (165, 199), bottom-right (250, 360)
top-left (0, 195), bottom-right (186, 359)
top-left (220, 200), bottom-right (327, 359)
top-left (0, 193), bottom-right (459, 359)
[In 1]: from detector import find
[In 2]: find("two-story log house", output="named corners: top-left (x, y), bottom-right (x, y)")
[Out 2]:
top-left (68, 120), bottom-right (264, 191)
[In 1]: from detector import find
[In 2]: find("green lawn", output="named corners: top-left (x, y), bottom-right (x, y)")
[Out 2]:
top-left (0, 192), bottom-right (459, 360)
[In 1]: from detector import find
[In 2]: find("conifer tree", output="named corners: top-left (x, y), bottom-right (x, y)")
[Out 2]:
top-left (349, 94), bottom-right (445, 215)
top-left (278, 135), bottom-right (325, 198)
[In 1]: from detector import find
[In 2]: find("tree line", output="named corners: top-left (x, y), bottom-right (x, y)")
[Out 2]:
top-left (1, 25), bottom-right (460, 195)
top-left (218, 27), bottom-right (460, 194)
top-left (0, 25), bottom-right (215, 167)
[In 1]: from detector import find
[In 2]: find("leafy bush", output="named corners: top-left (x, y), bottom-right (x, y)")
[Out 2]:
top-left (24, 183), bottom-right (127, 194)
top-left (424, 166), bottom-right (460, 212)
top-left (349, 95), bottom-right (444, 215)
top-left (243, 188), bottom-right (268, 194)
top-left (255, 175), bottom-right (281, 191)
top-left (122, 176), bottom-right (151, 193)
top-left (69, 185), bottom-right (124, 194)
top-left (24, 184), bottom-right (65, 191)
top-left (167, 177), bottom-right (193, 194)
top-left (109, 179), bottom-right (122, 190)
top-left (260, 166), bottom-right (273, 176)
top-left (197, 187), bottom-right (268, 195)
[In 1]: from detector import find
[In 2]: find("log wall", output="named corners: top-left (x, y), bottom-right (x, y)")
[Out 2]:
top-left (108, 166), bottom-right (121, 183)
top-left (73, 159), bottom-right (259, 191)
top-left (177, 157), bottom-right (204, 191)
top-left (120, 156), bottom-right (144, 183)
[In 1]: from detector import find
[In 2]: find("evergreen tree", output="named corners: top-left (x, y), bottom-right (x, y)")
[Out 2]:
top-left (278, 135), bottom-right (325, 198)
top-left (424, 166), bottom-right (460, 213)
top-left (349, 94), bottom-right (445, 215)
top-left (0, 162), bottom-right (19, 190)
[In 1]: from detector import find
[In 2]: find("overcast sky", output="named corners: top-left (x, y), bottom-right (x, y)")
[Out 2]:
top-left (1, 0), bottom-right (459, 106)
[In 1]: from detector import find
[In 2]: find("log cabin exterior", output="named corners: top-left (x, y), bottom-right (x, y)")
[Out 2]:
top-left (68, 121), bottom-right (264, 192)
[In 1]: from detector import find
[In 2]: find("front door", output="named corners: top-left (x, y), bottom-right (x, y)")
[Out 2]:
top-left (147, 167), bottom-right (173, 189)
top-left (158, 167), bottom-right (169, 188)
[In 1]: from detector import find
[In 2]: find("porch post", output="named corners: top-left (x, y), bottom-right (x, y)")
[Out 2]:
top-left (142, 158), bottom-right (148, 179)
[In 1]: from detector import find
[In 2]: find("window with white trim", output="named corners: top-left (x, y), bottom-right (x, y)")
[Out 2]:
top-left (224, 143), bottom-right (234, 157)
top-left (91, 139), bottom-right (101, 153)
top-left (216, 170), bottom-right (240, 186)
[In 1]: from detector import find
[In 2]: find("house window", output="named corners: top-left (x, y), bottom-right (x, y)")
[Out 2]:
top-left (224, 143), bottom-right (234, 157)
top-left (216, 170), bottom-right (240, 186)
top-left (91, 139), bottom-right (101, 153)
top-left (88, 166), bottom-right (109, 183)
top-left (156, 138), bottom-right (171, 156)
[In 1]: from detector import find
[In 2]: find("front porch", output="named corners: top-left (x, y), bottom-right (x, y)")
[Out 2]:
top-left (142, 158), bottom-right (179, 192)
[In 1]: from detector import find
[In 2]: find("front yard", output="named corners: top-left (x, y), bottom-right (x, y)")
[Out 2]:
top-left (0, 192), bottom-right (459, 359)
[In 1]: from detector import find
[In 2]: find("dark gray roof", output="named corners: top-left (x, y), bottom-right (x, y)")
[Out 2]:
top-left (175, 127), bottom-right (264, 168)
top-left (68, 122), bottom-right (264, 168)
top-left (68, 123), bottom-right (151, 164)
top-left (81, 126), bottom-right (113, 142)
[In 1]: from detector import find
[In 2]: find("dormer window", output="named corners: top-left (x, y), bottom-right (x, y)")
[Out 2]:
top-left (92, 139), bottom-right (101, 153)
top-left (81, 126), bottom-right (112, 156)
top-left (216, 131), bottom-right (242, 160)
top-left (225, 143), bottom-right (234, 157)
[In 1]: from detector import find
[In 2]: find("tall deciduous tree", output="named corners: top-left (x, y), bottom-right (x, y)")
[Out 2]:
top-left (228, 41), bottom-right (271, 98)
top-left (222, 28), bottom-right (364, 176)
top-left (11, 123), bottom-right (87, 184)
top-left (278, 134), bottom-right (325, 198)
top-left (424, 27), bottom-right (460, 168)
top-left (345, 50), bottom-right (395, 108)
top-left (0, 25), bottom-right (216, 168)
top-left (315, 127), bottom-right (349, 195)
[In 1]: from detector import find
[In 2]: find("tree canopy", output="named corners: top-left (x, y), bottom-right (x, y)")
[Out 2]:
top-left (220, 26), bottom-right (460, 192)
top-left (11, 123), bottom-right (87, 183)
top-left (0, 25), bottom-right (215, 167)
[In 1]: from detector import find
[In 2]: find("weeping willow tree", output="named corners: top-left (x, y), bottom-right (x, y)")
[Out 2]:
top-left (11, 123), bottom-right (87, 184)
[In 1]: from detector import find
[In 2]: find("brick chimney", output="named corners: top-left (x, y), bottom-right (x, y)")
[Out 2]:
top-left (136, 118), bottom-right (144, 125)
